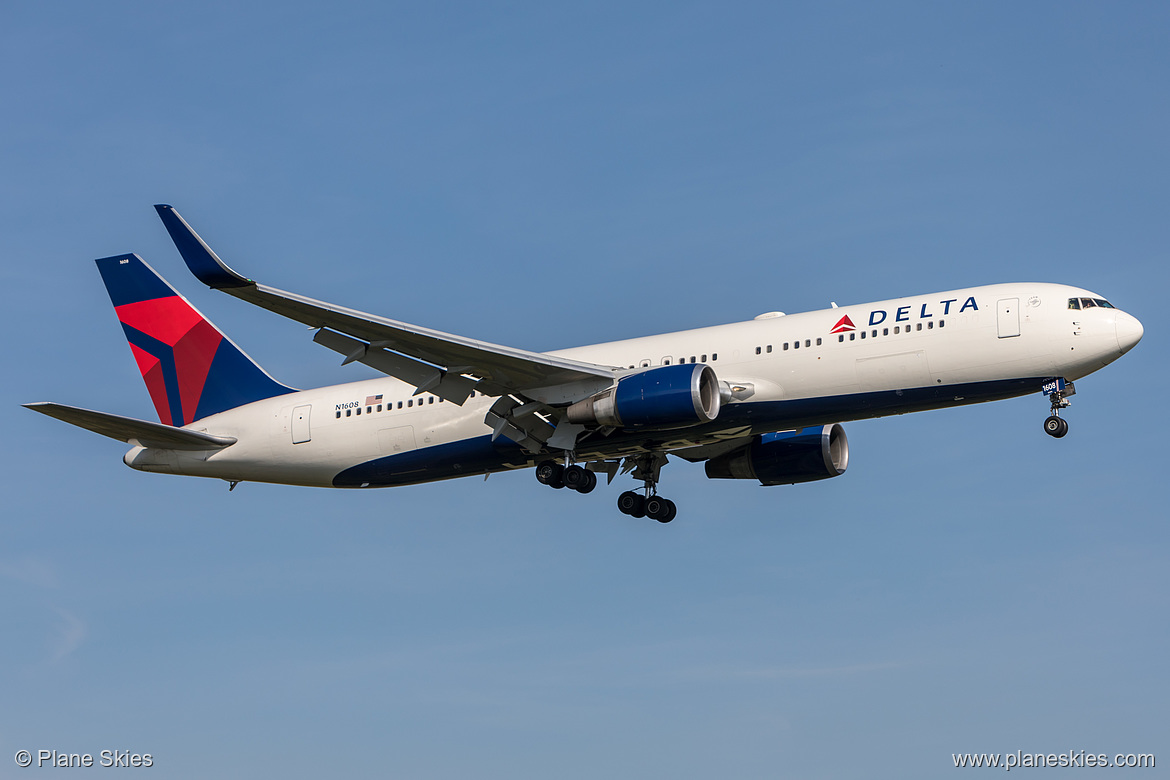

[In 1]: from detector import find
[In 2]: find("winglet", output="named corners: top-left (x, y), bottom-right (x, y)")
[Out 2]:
top-left (154, 204), bottom-right (253, 289)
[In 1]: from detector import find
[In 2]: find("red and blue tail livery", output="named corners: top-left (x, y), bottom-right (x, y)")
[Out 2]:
top-left (96, 254), bottom-right (294, 426)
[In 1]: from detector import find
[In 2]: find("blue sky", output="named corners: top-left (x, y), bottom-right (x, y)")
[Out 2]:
top-left (2, 2), bottom-right (1166, 777)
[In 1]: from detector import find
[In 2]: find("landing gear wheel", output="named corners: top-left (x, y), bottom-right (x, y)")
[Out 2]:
top-left (618, 491), bottom-right (645, 517)
top-left (1043, 416), bottom-right (1069, 438)
top-left (575, 469), bottom-right (597, 494)
top-left (645, 496), bottom-right (677, 523)
top-left (563, 464), bottom-right (589, 491)
top-left (536, 460), bottom-right (565, 487)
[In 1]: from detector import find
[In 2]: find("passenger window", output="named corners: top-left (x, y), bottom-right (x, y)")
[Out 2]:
top-left (407, 399), bottom-right (413, 407)
top-left (894, 326), bottom-right (899, 334)
top-left (346, 409), bottom-right (351, 417)
top-left (850, 333), bottom-right (856, 341)
top-left (839, 335), bottom-right (845, 342)
top-left (816, 338), bottom-right (822, 346)
top-left (805, 339), bottom-right (811, 347)
top-left (766, 345), bottom-right (772, 353)
top-left (701, 354), bottom-right (707, 362)
top-left (939, 320), bottom-right (945, 328)
top-left (712, 353), bottom-right (718, 361)
top-left (356, 408), bottom-right (361, 415)
top-left (1068, 298), bottom-right (1081, 310)
top-left (366, 407), bottom-right (371, 414)
top-left (336, 411), bottom-right (341, 419)
top-left (377, 404), bottom-right (382, 412)
top-left (883, 328), bottom-right (888, 336)
top-left (429, 397), bottom-right (434, 404)
top-left (861, 332), bottom-right (866, 339)
top-left (783, 343), bottom-right (789, 351)
top-left (794, 340), bottom-right (799, 349)
top-left (397, 401), bottom-right (403, 409)
top-left (928, 321), bottom-right (934, 329)
top-left (664, 358), bottom-right (672, 365)
top-left (755, 347), bottom-right (761, 355)
top-left (871, 330), bottom-right (877, 337)
top-left (916, 323), bottom-right (922, 331)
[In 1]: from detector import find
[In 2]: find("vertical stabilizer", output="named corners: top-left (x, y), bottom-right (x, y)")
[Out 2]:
top-left (96, 253), bottom-right (295, 426)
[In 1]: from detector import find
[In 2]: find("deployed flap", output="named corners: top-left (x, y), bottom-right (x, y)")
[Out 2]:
top-left (312, 328), bottom-right (478, 405)
top-left (155, 205), bottom-right (617, 400)
top-left (23, 402), bottom-right (237, 451)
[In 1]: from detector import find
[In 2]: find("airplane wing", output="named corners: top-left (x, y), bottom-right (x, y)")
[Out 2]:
top-left (23, 402), bottom-right (237, 450)
top-left (155, 205), bottom-right (617, 405)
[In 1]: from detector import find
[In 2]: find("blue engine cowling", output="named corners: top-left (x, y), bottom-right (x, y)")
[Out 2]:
top-left (566, 363), bottom-right (721, 429)
top-left (704, 424), bottom-right (849, 485)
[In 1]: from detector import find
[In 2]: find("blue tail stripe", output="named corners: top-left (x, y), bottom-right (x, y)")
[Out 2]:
top-left (122, 324), bottom-right (185, 427)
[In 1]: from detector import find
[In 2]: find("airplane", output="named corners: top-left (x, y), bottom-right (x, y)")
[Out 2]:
top-left (25, 205), bottom-right (1144, 523)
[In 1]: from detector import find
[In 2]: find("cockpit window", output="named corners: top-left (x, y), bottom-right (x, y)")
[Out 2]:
top-left (1093, 298), bottom-right (1114, 308)
top-left (1068, 298), bottom-right (1081, 310)
top-left (1081, 298), bottom-right (1097, 308)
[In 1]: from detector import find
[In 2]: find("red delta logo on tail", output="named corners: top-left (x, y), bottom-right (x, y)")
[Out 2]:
top-left (830, 314), bottom-right (856, 334)
top-left (97, 254), bottom-right (294, 428)
top-left (116, 296), bottom-right (223, 426)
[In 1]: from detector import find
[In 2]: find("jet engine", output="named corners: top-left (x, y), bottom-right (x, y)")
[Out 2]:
top-left (705, 424), bottom-right (849, 486)
top-left (566, 363), bottom-right (721, 430)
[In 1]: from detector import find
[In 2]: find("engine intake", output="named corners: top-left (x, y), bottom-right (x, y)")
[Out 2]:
top-left (567, 363), bottom-right (721, 429)
top-left (705, 424), bottom-right (849, 485)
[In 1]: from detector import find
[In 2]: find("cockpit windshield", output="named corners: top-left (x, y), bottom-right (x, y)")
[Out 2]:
top-left (1068, 297), bottom-right (1115, 310)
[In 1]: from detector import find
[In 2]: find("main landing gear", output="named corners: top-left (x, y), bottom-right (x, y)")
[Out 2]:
top-left (616, 453), bottom-right (677, 523)
top-left (617, 490), bottom-right (677, 523)
top-left (535, 459), bottom-right (597, 494)
top-left (535, 451), bottom-right (679, 523)
top-left (1042, 379), bottom-right (1074, 438)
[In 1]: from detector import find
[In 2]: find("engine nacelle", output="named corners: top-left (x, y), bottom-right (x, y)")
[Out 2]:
top-left (705, 424), bottom-right (849, 486)
top-left (567, 363), bottom-right (721, 429)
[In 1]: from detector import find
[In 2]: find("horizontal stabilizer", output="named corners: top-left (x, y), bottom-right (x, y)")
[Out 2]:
top-left (23, 402), bottom-right (237, 450)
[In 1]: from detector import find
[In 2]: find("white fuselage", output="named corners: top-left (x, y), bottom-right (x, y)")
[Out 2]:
top-left (124, 283), bottom-right (1141, 488)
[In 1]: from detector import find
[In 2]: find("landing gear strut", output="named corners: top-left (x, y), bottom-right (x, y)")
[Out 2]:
top-left (1042, 379), bottom-right (1074, 439)
top-left (616, 453), bottom-right (677, 523)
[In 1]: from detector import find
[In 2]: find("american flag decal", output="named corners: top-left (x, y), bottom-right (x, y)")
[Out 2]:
top-left (365, 394), bottom-right (383, 405)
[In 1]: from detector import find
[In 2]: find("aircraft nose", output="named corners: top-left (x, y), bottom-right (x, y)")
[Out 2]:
top-left (1115, 311), bottom-right (1144, 355)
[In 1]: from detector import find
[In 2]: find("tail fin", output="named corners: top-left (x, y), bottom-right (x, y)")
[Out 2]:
top-left (96, 253), bottom-right (295, 426)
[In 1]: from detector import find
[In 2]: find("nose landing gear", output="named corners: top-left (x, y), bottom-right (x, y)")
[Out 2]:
top-left (1043, 415), bottom-right (1069, 438)
top-left (1042, 378), bottom-right (1074, 438)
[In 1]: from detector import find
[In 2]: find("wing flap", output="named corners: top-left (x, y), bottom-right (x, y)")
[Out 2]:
top-left (24, 402), bottom-right (237, 451)
top-left (312, 328), bottom-right (479, 404)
